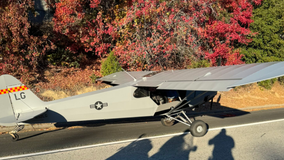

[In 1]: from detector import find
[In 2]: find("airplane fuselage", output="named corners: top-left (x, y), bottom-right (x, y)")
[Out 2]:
top-left (28, 84), bottom-right (159, 124)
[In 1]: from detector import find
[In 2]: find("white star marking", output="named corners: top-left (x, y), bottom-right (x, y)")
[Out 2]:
top-left (95, 102), bottom-right (103, 109)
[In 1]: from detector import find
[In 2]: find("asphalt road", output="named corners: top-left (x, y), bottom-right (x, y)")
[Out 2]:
top-left (15, 118), bottom-right (284, 160)
top-left (0, 108), bottom-right (284, 159)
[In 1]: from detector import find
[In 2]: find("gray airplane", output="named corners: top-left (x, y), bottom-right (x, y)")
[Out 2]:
top-left (1, 61), bottom-right (284, 141)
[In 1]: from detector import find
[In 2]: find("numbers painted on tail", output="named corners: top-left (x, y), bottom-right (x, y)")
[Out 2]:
top-left (14, 92), bottom-right (26, 100)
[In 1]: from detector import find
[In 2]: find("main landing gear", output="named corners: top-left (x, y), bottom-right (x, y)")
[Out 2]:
top-left (9, 125), bottom-right (24, 141)
top-left (161, 91), bottom-right (212, 137)
top-left (161, 110), bottom-right (208, 137)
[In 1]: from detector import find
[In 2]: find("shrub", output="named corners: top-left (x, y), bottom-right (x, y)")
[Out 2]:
top-left (90, 73), bottom-right (98, 83)
top-left (47, 47), bottom-right (81, 68)
top-left (188, 60), bottom-right (211, 69)
top-left (100, 51), bottom-right (122, 76)
top-left (278, 76), bottom-right (284, 86)
top-left (257, 78), bottom-right (277, 90)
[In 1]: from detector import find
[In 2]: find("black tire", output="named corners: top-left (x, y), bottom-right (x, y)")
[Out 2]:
top-left (11, 133), bottom-right (19, 142)
top-left (190, 120), bottom-right (208, 137)
top-left (161, 118), bottom-right (175, 127)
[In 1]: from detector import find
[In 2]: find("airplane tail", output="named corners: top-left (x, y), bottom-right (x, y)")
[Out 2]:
top-left (0, 75), bottom-right (46, 126)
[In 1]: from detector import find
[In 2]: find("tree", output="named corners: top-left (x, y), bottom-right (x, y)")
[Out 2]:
top-left (240, 0), bottom-right (284, 63)
top-left (238, 0), bottom-right (284, 89)
top-left (113, 0), bottom-right (262, 70)
top-left (0, 0), bottom-right (52, 80)
top-left (50, 0), bottom-right (115, 57)
top-left (47, 0), bottom-right (262, 72)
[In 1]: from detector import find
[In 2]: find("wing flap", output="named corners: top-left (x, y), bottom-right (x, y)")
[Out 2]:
top-left (157, 80), bottom-right (239, 91)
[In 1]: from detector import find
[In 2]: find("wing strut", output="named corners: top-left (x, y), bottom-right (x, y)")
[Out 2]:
top-left (122, 69), bottom-right (137, 81)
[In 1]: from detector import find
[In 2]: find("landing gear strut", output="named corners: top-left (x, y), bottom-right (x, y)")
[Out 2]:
top-left (158, 90), bottom-right (213, 137)
top-left (9, 125), bottom-right (24, 141)
top-left (162, 110), bottom-right (208, 137)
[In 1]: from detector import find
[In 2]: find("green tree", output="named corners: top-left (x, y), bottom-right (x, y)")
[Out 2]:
top-left (240, 0), bottom-right (284, 63)
top-left (100, 51), bottom-right (122, 76)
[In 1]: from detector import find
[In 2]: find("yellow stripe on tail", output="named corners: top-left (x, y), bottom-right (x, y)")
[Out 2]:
top-left (0, 86), bottom-right (29, 95)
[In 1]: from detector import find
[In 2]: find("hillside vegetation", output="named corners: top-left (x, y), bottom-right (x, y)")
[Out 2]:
top-left (1, 0), bottom-right (284, 95)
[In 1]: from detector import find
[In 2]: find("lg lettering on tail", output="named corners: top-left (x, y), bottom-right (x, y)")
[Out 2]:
top-left (14, 92), bottom-right (26, 100)
top-left (4, 86), bottom-right (29, 100)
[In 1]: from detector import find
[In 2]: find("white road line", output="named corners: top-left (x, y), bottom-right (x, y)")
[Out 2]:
top-left (2, 118), bottom-right (284, 160)
top-left (209, 118), bottom-right (284, 131)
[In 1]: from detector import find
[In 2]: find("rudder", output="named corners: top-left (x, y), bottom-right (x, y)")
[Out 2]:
top-left (0, 75), bottom-right (46, 126)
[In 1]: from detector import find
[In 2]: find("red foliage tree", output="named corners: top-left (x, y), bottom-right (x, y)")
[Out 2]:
top-left (0, 0), bottom-right (52, 80)
top-left (113, 0), bottom-right (262, 70)
top-left (48, 0), bottom-right (262, 71)
top-left (51, 0), bottom-right (115, 56)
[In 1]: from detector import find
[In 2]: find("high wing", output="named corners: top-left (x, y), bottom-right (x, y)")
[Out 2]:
top-left (100, 61), bottom-right (284, 91)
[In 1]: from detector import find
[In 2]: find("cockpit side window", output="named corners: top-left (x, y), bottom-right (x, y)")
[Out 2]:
top-left (133, 88), bottom-right (150, 98)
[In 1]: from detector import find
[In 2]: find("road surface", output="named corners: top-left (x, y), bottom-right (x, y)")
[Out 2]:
top-left (0, 108), bottom-right (284, 159)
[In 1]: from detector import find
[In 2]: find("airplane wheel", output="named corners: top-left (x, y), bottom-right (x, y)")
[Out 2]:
top-left (11, 133), bottom-right (19, 142)
top-left (161, 117), bottom-right (175, 127)
top-left (190, 120), bottom-right (208, 137)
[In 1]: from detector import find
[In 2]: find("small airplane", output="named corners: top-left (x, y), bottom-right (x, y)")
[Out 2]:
top-left (1, 61), bottom-right (284, 141)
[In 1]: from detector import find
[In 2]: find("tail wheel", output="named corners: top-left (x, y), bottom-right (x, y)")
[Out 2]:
top-left (161, 117), bottom-right (175, 127)
top-left (11, 133), bottom-right (19, 142)
top-left (190, 120), bottom-right (208, 137)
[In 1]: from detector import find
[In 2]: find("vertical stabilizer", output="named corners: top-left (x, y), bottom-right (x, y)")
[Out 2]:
top-left (0, 76), bottom-right (16, 126)
top-left (0, 75), bottom-right (46, 126)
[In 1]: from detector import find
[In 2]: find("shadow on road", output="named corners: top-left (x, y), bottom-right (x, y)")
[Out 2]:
top-left (106, 129), bottom-right (197, 160)
top-left (150, 129), bottom-right (197, 160)
top-left (17, 128), bottom-right (66, 141)
top-left (106, 134), bottom-right (152, 160)
top-left (106, 128), bottom-right (235, 160)
top-left (208, 129), bottom-right (235, 160)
